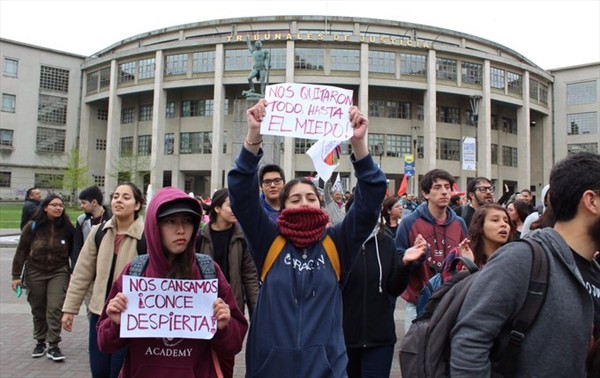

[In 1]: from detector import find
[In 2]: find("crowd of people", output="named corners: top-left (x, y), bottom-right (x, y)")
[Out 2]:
top-left (10, 99), bottom-right (599, 378)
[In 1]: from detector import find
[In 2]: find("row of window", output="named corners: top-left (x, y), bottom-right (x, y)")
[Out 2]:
top-left (83, 49), bottom-right (547, 103)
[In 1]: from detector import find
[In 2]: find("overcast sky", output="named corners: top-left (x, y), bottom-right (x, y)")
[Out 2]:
top-left (1, 0), bottom-right (599, 70)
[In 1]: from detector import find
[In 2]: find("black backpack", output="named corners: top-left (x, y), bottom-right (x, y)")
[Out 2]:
top-left (94, 220), bottom-right (146, 255)
top-left (399, 239), bottom-right (549, 378)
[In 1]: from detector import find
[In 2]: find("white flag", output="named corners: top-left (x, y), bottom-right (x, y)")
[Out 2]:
top-left (306, 139), bottom-right (341, 182)
top-left (333, 173), bottom-right (343, 193)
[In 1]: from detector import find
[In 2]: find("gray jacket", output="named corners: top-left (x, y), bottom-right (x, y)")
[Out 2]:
top-left (450, 228), bottom-right (598, 377)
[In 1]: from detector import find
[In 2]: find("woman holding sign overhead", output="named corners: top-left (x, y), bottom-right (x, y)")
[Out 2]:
top-left (97, 187), bottom-right (248, 378)
top-left (228, 98), bottom-right (386, 378)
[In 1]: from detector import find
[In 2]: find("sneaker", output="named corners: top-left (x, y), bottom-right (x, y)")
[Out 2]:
top-left (46, 346), bottom-right (65, 362)
top-left (32, 342), bottom-right (46, 358)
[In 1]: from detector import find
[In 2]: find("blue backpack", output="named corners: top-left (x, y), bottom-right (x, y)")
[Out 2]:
top-left (127, 253), bottom-right (216, 279)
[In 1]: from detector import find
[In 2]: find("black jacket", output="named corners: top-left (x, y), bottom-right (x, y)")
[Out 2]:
top-left (20, 199), bottom-right (40, 230)
top-left (342, 227), bottom-right (411, 348)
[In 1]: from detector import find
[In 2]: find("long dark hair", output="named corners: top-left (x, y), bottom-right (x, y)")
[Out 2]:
top-left (381, 195), bottom-right (399, 225)
top-left (468, 203), bottom-right (514, 266)
top-left (31, 194), bottom-right (72, 230)
top-left (508, 199), bottom-right (530, 223)
top-left (111, 182), bottom-right (145, 219)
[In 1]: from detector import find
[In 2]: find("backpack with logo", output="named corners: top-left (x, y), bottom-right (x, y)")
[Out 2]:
top-left (399, 238), bottom-right (548, 378)
top-left (416, 254), bottom-right (479, 316)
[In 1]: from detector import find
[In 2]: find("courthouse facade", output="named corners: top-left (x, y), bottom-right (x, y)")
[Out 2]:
top-left (1, 16), bottom-right (598, 201)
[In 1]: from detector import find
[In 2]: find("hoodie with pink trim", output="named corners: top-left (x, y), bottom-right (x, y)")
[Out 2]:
top-left (97, 187), bottom-right (248, 378)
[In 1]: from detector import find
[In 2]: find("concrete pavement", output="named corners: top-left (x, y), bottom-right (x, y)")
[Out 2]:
top-left (0, 232), bottom-right (405, 377)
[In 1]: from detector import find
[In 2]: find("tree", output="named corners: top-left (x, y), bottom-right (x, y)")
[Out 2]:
top-left (63, 146), bottom-right (90, 202)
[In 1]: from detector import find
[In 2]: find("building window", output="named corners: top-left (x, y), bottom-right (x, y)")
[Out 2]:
top-left (529, 79), bottom-right (539, 100)
top-left (38, 94), bottom-right (67, 125)
top-left (386, 134), bottom-right (412, 157)
top-left (369, 100), bottom-right (411, 119)
top-left (539, 83), bottom-right (548, 104)
top-left (139, 104), bottom-right (153, 122)
top-left (436, 58), bottom-right (457, 81)
top-left (369, 50), bottom-right (395, 74)
top-left (165, 54), bottom-right (188, 76)
top-left (97, 109), bottom-right (108, 120)
top-left (295, 48), bottom-right (324, 70)
top-left (1, 129), bottom-right (14, 147)
top-left (437, 138), bottom-right (460, 161)
top-left (99, 67), bottom-right (110, 89)
top-left (568, 143), bottom-right (598, 155)
top-left (93, 175), bottom-right (105, 187)
top-left (118, 62), bottom-right (136, 83)
top-left (502, 117), bottom-right (517, 134)
top-left (416, 104), bottom-right (424, 121)
top-left (439, 106), bottom-right (460, 124)
top-left (193, 51), bottom-right (216, 73)
top-left (87, 71), bottom-right (99, 93)
top-left (465, 110), bottom-right (477, 126)
top-left (166, 102), bottom-right (176, 118)
top-left (490, 67), bottom-right (505, 89)
top-left (331, 49), bottom-right (359, 71)
top-left (2, 93), bottom-right (15, 112)
top-left (462, 62), bottom-right (482, 85)
top-left (567, 80), bottom-right (597, 105)
top-left (294, 138), bottom-right (315, 154)
top-left (502, 146), bottom-right (518, 167)
top-left (417, 136), bottom-right (424, 159)
top-left (36, 127), bottom-right (65, 153)
top-left (267, 48), bottom-right (287, 70)
top-left (3, 58), bottom-right (18, 77)
top-left (567, 112), bottom-right (598, 135)
top-left (95, 139), bottom-right (106, 150)
top-left (222, 130), bottom-right (228, 154)
top-left (138, 135), bottom-right (152, 156)
top-left (180, 131), bottom-right (212, 154)
top-left (507, 71), bottom-right (522, 95)
top-left (164, 133), bottom-right (174, 155)
top-left (34, 173), bottom-right (63, 189)
top-left (224, 49), bottom-right (248, 72)
top-left (0, 172), bottom-right (11, 187)
top-left (121, 107), bottom-right (135, 124)
top-left (491, 144), bottom-right (498, 165)
top-left (39, 65), bottom-right (69, 93)
top-left (120, 137), bottom-right (133, 156)
top-left (400, 54), bottom-right (426, 76)
top-left (368, 133), bottom-right (385, 157)
top-left (491, 115), bottom-right (499, 130)
top-left (181, 100), bottom-right (213, 117)
top-left (138, 58), bottom-right (155, 80)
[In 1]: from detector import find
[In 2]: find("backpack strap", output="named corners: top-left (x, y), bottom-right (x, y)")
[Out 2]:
top-left (260, 235), bottom-right (340, 282)
top-left (128, 255), bottom-right (150, 277)
top-left (261, 235), bottom-right (286, 282)
top-left (501, 238), bottom-right (549, 375)
top-left (195, 253), bottom-right (216, 279)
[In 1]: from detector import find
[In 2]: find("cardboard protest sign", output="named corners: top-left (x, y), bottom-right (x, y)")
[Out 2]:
top-left (121, 275), bottom-right (218, 339)
top-left (262, 83), bottom-right (354, 140)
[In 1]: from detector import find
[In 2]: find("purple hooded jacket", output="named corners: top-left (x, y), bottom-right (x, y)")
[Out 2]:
top-left (97, 187), bottom-right (248, 378)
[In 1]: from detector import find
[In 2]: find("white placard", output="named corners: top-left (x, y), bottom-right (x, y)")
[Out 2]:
top-left (262, 83), bottom-right (354, 141)
top-left (120, 275), bottom-right (218, 339)
top-left (462, 137), bottom-right (477, 171)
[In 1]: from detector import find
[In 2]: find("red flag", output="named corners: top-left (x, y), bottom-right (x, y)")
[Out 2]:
top-left (397, 175), bottom-right (408, 196)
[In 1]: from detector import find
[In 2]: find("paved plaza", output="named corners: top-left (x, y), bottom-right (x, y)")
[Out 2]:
top-left (0, 231), bottom-right (405, 377)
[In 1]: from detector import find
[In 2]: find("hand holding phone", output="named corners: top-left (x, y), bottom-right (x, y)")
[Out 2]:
top-left (16, 285), bottom-right (22, 298)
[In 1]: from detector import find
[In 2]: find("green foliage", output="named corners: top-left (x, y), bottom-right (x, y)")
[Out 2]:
top-left (63, 147), bottom-right (90, 196)
top-left (0, 203), bottom-right (81, 229)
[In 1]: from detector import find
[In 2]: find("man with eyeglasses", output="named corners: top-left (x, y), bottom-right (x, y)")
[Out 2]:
top-left (455, 177), bottom-right (495, 229)
top-left (258, 164), bottom-right (286, 221)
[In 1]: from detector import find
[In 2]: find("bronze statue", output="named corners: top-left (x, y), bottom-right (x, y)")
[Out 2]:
top-left (245, 38), bottom-right (270, 96)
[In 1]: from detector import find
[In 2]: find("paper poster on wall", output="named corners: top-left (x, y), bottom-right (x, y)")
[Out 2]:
top-left (462, 137), bottom-right (477, 171)
top-left (120, 275), bottom-right (218, 339)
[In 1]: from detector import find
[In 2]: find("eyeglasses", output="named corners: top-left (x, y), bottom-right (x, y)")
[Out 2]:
top-left (475, 186), bottom-right (495, 193)
top-left (261, 178), bottom-right (283, 186)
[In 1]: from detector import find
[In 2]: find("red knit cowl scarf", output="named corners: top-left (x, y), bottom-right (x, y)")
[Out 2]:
top-left (276, 207), bottom-right (330, 249)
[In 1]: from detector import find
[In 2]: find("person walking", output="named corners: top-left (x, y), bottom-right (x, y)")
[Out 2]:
top-left (20, 187), bottom-right (42, 230)
top-left (97, 187), bottom-right (248, 378)
top-left (11, 194), bottom-right (75, 361)
top-left (61, 183), bottom-right (145, 378)
top-left (450, 152), bottom-right (600, 377)
top-left (228, 99), bottom-right (387, 377)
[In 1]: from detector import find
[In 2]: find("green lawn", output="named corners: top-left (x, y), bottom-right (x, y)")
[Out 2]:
top-left (0, 203), bottom-right (81, 229)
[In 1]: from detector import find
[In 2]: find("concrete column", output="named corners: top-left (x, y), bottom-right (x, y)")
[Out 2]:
top-left (282, 40), bottom-right (296, 182)
top-left (424, 49), bottom-right (437, 171)
top-left (478, 60), bottom-right (492, 178)
top-left (210, 44), bottom-right (225, 195)
top-left (104, 60), bottom-right (121, 201)
top-left (517, 71), bottom-right (531, 191)
top-left (150, 50), bottom-right (166, 193)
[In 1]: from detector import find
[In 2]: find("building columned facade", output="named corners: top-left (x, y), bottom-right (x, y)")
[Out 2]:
top-left (2, 16), bottom-right (599, 202)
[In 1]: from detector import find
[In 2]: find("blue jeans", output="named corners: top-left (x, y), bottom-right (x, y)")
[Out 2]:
top-left (89, 314), bottom-right (127, 378)
top-left (346, 344), bottom-right (395, 378)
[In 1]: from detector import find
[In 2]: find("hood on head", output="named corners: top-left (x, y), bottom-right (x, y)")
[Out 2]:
top-left (541, 184), bottom-right (550, 212)
top-left (144, 187), bottom-right (202, 277)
